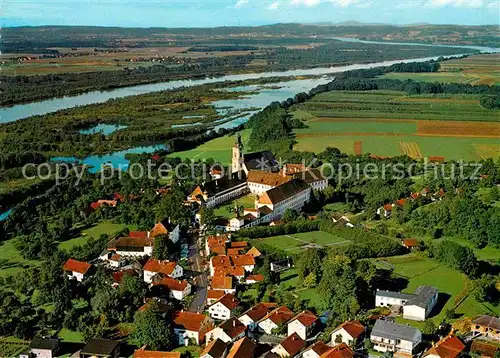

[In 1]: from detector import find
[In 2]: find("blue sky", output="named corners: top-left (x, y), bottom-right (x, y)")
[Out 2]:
top-left (3, 0), bottom-right (499, 27)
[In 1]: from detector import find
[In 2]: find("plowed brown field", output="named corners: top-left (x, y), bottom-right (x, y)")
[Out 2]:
top-left (417, 120), bottom-right (500, 138)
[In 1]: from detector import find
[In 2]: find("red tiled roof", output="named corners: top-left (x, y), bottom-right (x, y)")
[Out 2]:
top-left (230, 254), bottom-right (255, 267)
top-left (63, 259), bottom-right (91, 275)
top-left (395, 198), bottom-right (407, 207)
top-left (109, 236), bottom-right (153, 249)
top-left (241, 302), bottom-right (277, 322)
top-left (247, 170), bottom-right (292, 187)
top-left (150, 222), bottom-right (169, 237)
top-left (211, 276), bottom-right (233, 290)
top-left (246, 274), bottom-right (264, 282)
top-left (172, 311), bottom-right (208, 332)
top-left (207, 290), bottom-right (226, 301)
top-left (291, 310), bottom-right (318, 327)
top-left (470, 341), bottom-right (498, 358)
top-left (410, 192), bottom-right (421, 200)
top-left (207, 236), bottom-right (228, 247)
top-left (247, 247), bottom-right (262, 258)
top-left (230, 241), bottom-right (248, 248)
top-left (227, 337), bottom-right (257, 358)
top-left (211, 256), bottom-right (232, 268)
top-left (425, 336), bottom-right (465, 358)
top-left (153, 277), bottom-right (189, 292)
top-left (278, 332), bottom-right (305, 356)
top-left (201, 339), bottom-right (228, 358)
top-left (227, 248), bottom-right (244, 256)
top-left (214, 266), bottom-right (245, 278)
top-left (320, 343), bottom-right (355, 358)
top-left (402, 238), bottom-right (419, 248)
top-left (110, 254), bottom-right (122, 261)
top-left (144, 259), bottom-right (178, 276)
top-left (337, 320), bottom-right (365, 339)
top-left (211, 244), bottom-right (227, 256)
top-left (307, 341), bottom-right (332, 356)
top-left (383, 204), bottom-right (393, 211)
top-left (258, 179), bottom-right (310, 206)
top-left (129, 231), bottom-right (149, 239)
top-left (213, 293), bottom-right (240, 310)
top-left (217, 318), bottom-right (246, 338)
top-left (133, 349), bottom-right (180, 358)
top-left (264, 306), bottom-right (294, 325)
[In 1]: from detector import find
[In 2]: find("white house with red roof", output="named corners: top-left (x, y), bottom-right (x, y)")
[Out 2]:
top-left (330, 320), bottom-right (366, 346)
top-left (208, 293), bottom-right (240, 320)
top-left (172, 311), bottom-right (214, 346)
top-left (258, 306), bottom-right (295, 334)
top-left (287, 310), bottom-right (318, 340)
top-left (302, 341), bottom-right (333, 358)
top-left (154, 277), bottom-right (192, 301)
top-left (143, 259), bottom-right (183, 283)
top-left (271, 332), bottom-right (306, 358)
top-left (238, 302), bottom-right (277, 331)
top-left (206, 318), bottom-right (246, 345)
top-left (63, 259), bottom-right (92, 282)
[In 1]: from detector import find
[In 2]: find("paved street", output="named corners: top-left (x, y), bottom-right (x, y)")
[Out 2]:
top-left (188, 230), bottom-right (208, 313)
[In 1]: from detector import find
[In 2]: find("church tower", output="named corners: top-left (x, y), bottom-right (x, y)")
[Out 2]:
top-left (232, 134), bottom-right (244, 174)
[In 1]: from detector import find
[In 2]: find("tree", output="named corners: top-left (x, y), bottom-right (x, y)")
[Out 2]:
top-left (335, 334), bottom-right (343, 344)
top-left (473, 274), bottom-right (497, 303)
top-left (422, 320), bottom-right (436, 335)
top-left (131, 302), bottom-right (173, 351)
top-left (282, 209), bottom-right (300, 223)
top-left (153, 234), bottom-right (174, 260)
top-left (199, 206), bottom-right (216, 229)
top-left (296, 248), bottom-right (324, 281)
top-left (303, 272), bottom-right (317, 288)
top-left (363, 338), bottom-right (373, 350)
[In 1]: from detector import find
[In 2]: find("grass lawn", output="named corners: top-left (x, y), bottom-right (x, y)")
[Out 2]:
top-left (432, 236), bottom-right (500, 263)
top-left (279, 268), bottom-right (324, 313)
top-left (213, 193), bottom-right (257, 219)
top-left (374, 254), bottom-right (500, 329)
top-left (0, 239), bottom-right (39, 277)
top-left (57, 329), bottom-right (85, 343)
top-left (172, 129), bottom-right (250, 165)
top-left (173, 346), bottom-right (200, 357)
top-left (58, 221), bottom-right (136, 251)
top-left (251, 231), bottom-right (350, 253)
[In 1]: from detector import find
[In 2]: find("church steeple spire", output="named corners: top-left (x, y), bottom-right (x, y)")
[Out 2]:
top-left (232, 133), bottom-right (244, 174)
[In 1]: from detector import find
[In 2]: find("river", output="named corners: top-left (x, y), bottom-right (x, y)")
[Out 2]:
top-left (3, 37), bottom-right (498, 124)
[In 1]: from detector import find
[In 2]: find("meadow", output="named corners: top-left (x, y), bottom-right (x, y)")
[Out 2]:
top-left (371, 254), bottom-right (500, 329)
top-left (381, 54), bottom-right (500, 86)
top-left (292, 90), bottom-right (500, 161)
top-left (251, 231), bottom-right (351, 254)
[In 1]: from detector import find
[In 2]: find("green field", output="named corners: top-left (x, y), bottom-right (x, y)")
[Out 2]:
top-left (372, 254), bottom-right (500, 328)
top-left (172, 129), bottom-right (251, 165)
top-left (0, 239), bottom-right (39, 277)
top-left (292, 90), bottom-right (500, 161)
top-left (381, 54), bottom-right (500, 86)
top-left (213, 193), bottom-right (257, 219)
top-left (251, 231), bottom-right (350, 253)
top-left (57, 221), bottom-right (135, 251)
top-left (279, 267), bottom-right (324, 312)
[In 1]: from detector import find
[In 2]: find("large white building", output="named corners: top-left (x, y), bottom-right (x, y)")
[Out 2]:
top-left (376, 286), bottom-right (438, 321)
top-left (371, 320), bottom-right (422, 354)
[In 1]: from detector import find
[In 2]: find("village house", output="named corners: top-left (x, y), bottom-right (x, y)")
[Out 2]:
top-left (214, 266), bottom-right (246, 281)
top-left (63, 259), bottom-right (92, 282)
top-left (258, 306), bottom-right (295, 335)
top-left (207, 290), bottom-right (226, 305)
top-left (423, 335), bottom-right (465, 358)
top-left (471, 315), bottom-right (500, 340)
top-left (206, 235), bottom-right (229, 256)
top-left (206, 318), bottom-right (246, 345)
top-left (271, 332), bottom-right (306, 358)
top-left (239, 302), bottom-right (278, 331)
top-left (133, 347), bottom-right (181, 358)
top-left (208, 293), bottom-right (240, 320)
top-left (287, 310), bottom-right (318, 340)
top-left (319, 343), bottom-right (355, 358)
top-left (402, 238), bottom-right (419, 250)
top-left (226, 337), bottom-right (257, 358)
top-left (153, 277), bottom-right (192, 301)
top-left (107, 236), bottom-right (154, 257)
top-left (143, 259), bottom-right (184, 283)
top-left (330, 320), bottom-right (365, 346)
top-left (245, 274), bottom-right (265, 284)
top-left (210, 255), bottom-right (255, 276)
top-left (20, 337), bottom-right (60, 358)
top-left (332, 214), bottom-right (354, 228)
top-left (172, 311), bottom-right (214, 346)
top-left (150, 220), bottom-right (181, 244)
top-left (211, 275), bottom-right (236, 294)
top-left (80, 339), bottom-right (120, 358)
top-left (301, 341), bottom-right (332, 358)
top-left (200, 338), bottom-right (228, 358)
top-left (247, 246), bottom-right (262, 258)
top-left (109, 254), bottom-right (124, 268)
top-left (376, 204), bottom-right (393, 218)
top-left (375, 286), bottom-right (438, 321)
top-left (370, 319), bottom-right (422, 354)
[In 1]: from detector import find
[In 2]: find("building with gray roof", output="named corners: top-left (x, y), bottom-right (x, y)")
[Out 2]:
top-left (375, 286), bottom-right (438, 321)
top-left (370, 319), bottom-right (422, 354)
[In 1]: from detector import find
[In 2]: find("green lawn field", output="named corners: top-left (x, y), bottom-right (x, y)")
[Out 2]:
top-left (57, 221), bottom-right (135, 251)
top-left (279, 267), bottom-right (324, 313)
top-left (291, 90), bottom-right (500, 161)
top-left (251, 231), bottom-right (350, 253)
top-left (213, 193), bottom-right (257, 218)
top-left (0, 239), bottom-right (39, 277)
top-left (372, 254), bottom-right (500, 329)
top-left (172, 129), bottom-right (250, 165)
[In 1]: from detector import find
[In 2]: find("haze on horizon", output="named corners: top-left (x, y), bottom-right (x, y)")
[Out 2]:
top-left (4, 0), bottom-right (499, 28)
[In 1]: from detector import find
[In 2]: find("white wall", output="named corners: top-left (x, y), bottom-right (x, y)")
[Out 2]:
top-left (259, 319), bottom-right (278, 335)
top-left (288, 320), bottom-right (308, 340)
top-left (331, 328), bottom-right (354, 346)
top-left (208, 302), bottom-right (231, 320)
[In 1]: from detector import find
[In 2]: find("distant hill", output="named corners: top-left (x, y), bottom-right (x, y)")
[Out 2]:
top-left (307, 21), bottom-right (431, 27)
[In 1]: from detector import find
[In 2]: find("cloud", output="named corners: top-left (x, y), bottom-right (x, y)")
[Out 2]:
top-left (426, 0), bottom-right (485, 7)
top-left (268, 1), bottom-right (280, 9)
top-left (290, 0), bottom-right (371, 7)
top-left (486, 0), bottom-right (498, 8)
top-left (235, 0), bottom-right (249, 7)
